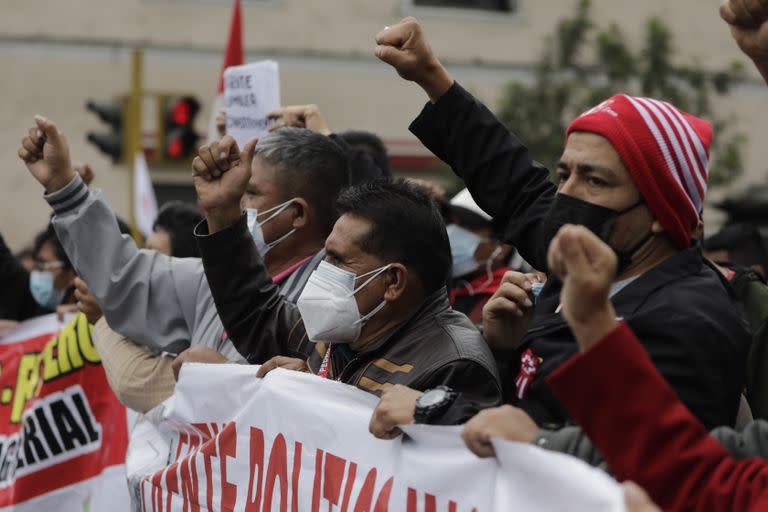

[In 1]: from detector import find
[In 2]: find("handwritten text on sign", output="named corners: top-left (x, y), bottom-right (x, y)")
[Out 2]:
top-left (224, 60), bottom-right (280, 148)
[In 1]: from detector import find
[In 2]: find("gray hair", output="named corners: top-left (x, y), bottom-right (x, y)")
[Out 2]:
top-left (253, 127), bottom-right (350, 235)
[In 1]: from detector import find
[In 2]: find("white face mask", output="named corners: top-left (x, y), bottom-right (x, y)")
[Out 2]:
top-left (297, 261), bottom-right (392, 344)
top-left (245, 198), bottom-right (297, 256)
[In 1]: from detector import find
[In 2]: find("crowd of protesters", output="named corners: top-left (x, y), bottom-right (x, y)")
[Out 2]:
top-left (6, 1), bottom-right (768, 510)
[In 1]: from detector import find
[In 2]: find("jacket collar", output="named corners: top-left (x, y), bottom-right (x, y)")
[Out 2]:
top-left (355, 287), bottom-right (451, 355)
top-left (610, 245), bottom-right (706, 314)
top-left (529, 246), bottom-right (708, 334)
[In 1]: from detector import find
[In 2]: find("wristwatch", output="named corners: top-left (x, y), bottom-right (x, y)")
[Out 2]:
top-left (413, 386), bottom-right (457, 424)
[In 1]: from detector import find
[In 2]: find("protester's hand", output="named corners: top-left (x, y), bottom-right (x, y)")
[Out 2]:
top-left (74, 163), bottom-right (95, 186)
top-left (721, 0), bottom-right (768, 82)
top-left (266, 105), bottom-right (332, 135)
top-left (255, 356), bottom-right (309, 378)
top-left (192, 136), bottom-right (256, 233)
top-left (482, 271), bottom-right (544, 350)
top-left (461, 405), bottom-right (539, 458)
top-left (171, 346), bottom-right (229, 381)
top-left (73, 277), bottom-right (102, 324)
top-left (18, 116), bottom-right (76, 193)
top-left (369, 384), bottom-right (422, 440)
top-left (215, 108), bottom-right (227, 137)
top-left (55, 304), bottom-right (79, 322)
top-left (0, 320), bottom-right (19, 337)
top-left (375, 17), bottom-right (454, 102)
top-left (547, 225), bottom-right (617, 352)
top-left (624, 482), bottom-right (662, 512)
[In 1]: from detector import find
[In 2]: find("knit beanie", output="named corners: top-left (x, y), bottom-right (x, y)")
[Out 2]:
top-left (566, 95), bottom-right (713, 249)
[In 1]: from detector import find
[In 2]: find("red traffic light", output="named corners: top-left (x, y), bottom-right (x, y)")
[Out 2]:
top-left (171, 101), bottom-right (191, 125)
top-left (167, 137), bottom-right (184, 159)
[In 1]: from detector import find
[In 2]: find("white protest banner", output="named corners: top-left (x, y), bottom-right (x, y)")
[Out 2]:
top-left (0, 314), bottom-right (132, 511)
top-left (224, 60), bottom-right (280, 148)
top-left (134, 363), bottom-right (625, 511)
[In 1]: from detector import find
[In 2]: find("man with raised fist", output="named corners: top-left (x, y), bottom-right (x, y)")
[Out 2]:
top-left (371, 17), bottom-right (751, 434)
top-left (188, 134), bottom-right (501, 432)
top-left (543, 225), bottom-right (768, 511)
top-left (16, 118), bottom-right (350, 378)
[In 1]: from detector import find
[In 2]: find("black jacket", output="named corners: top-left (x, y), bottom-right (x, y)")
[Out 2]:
top-left (0, 232), bottom-right (49, 321)
top-left (196, 214), bottom-right (502, 424)
top-left (410, 82), bottom-right (751, 430)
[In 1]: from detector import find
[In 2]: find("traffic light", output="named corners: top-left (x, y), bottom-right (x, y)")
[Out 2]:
top-left (85, 99), bottom-right (126, 162)
top-left (161, 96), bottom-right (200, 161)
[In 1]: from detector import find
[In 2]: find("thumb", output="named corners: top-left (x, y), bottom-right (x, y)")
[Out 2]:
top-left (241, 138), bottom-right (258, 166)
top-left (375, 45), bottom-right (408, 68)
top-left (34, 115), bottom-right (63, 146)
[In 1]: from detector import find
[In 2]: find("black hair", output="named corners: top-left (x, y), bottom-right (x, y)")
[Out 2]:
top-left (152, 202), bottom-right (204, 258)
top-left (336, 179), bottom-right (451, 294)
top-left (339, 130), bottom-right (391, 178)
top-left (33, 224), bottom-right (71, 269)
top-left (255, 128), bottom-right (351, 237)
top-left (703, 223), bottom-right (768, 270)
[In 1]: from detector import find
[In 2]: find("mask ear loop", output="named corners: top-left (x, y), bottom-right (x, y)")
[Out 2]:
top-left (257, 198), bottom-right (298, 227)
top-left (349, 264), bottom-right (393, 296)
top-left (349, 264), bottom-right (393, 326)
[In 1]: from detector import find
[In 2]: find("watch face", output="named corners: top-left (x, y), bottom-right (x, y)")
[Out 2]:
top-left (419, 389), bottom-right (447, 407)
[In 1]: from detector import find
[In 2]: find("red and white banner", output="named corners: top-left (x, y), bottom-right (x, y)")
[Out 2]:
top-left (0, 314), bottom-right (131, 511)
top-left (135, 364), bottom-right (625, 511)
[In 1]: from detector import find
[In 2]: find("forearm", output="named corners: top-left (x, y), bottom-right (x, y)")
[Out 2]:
top-left (409, 82), bottom-right (555, 269)
top-left (47, 175), bottom-right (196, 353)
top-left (549, 322), bottom-right (768, 512)
top-left (92, 318), bottom-right (175, 413)
top-left (196, 214), bottom-right (303, 362)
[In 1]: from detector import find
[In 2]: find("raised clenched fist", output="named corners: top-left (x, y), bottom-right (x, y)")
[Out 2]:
top-left (547, 225), bottom-right (618, 351)
top-left (191, 135), bottom-right (256, 232)
top-left (267, 105), bottom-right (331, 135)
top-left (721, 0), bottom-right (768, 82)
top-left (17, 116), bottom-right (76, 193)
top-left (374, 17), bottom-right (454, 102)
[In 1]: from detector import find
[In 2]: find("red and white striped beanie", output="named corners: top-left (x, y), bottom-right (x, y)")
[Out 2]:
top-left (566, 95), bottom-right (713, 249)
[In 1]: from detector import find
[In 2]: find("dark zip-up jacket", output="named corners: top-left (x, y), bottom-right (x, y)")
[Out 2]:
top-left (409, 81), bottom-right (751, 430)
top-left (195, 214), bottom-right (502, 424)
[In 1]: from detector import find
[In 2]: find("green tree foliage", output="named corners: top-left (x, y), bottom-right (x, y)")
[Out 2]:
top-left (497, 0), bottom-right (746, 186)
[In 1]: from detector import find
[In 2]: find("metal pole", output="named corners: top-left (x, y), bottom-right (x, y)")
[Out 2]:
top-left (128, 48), bottom-right (143, 244)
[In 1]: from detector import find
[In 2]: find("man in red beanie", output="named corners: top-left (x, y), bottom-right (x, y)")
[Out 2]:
top-left (367, 17), bottom-right (751, 439)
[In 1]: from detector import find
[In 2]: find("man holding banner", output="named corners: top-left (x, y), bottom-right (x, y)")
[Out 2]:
top-left (188, 134), bottom-right (502, 429)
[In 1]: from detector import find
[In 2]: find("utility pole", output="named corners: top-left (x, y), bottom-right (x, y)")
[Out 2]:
top-left (127, 48), bottom-right (143, 244)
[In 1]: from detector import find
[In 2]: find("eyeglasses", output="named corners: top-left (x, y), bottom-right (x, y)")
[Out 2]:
top-left (33, 260), bottom-right (66, 272)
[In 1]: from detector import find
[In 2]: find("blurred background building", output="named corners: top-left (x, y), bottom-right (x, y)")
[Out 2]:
top-left (2, 0), bottom-right (767, 249)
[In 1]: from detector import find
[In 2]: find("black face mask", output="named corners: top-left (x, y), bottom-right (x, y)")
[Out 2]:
top-left (540, 193), bottom-right (652, 274)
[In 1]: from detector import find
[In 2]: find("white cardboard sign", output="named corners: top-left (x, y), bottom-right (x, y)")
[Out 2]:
top-left (224, 60), bottom-right (280, 148)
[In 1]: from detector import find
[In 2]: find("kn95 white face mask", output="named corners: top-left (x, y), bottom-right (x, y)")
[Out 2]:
top-left (297, 261), bottom-right (392, 343)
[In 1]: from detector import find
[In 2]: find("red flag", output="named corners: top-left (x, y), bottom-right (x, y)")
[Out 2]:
top-left (209, 0), bottom-right (244, 140)
top-left (217, 0), bottom-right (244, 93)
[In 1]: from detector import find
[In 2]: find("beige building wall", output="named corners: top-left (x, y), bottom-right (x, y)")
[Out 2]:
top-left (1, 0), bottom-right (766, 249)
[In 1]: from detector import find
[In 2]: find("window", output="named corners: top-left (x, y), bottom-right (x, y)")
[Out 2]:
top-left (413, 0), bottom-right (514, 12)
top-left (403, 0), bottom-right (520, 21)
